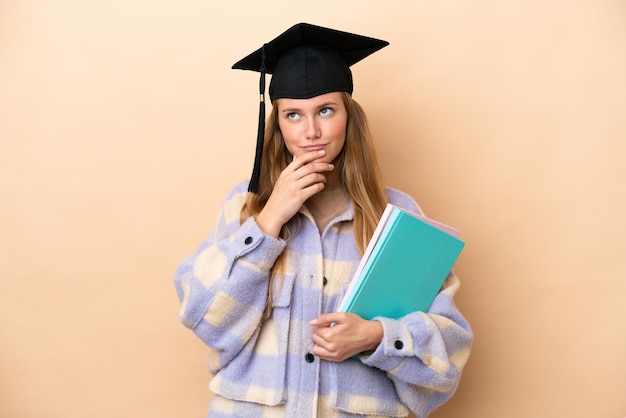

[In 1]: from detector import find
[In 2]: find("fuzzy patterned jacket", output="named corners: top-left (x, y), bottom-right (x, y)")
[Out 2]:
top-left (174, 181), bottom-right (473, 417)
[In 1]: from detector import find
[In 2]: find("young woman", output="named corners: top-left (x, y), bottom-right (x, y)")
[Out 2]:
top-left (174, 23), bottom-right (473, 418)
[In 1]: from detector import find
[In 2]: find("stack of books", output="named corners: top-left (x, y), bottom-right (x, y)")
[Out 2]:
top-left (337, 204), bottom-right (465, 319)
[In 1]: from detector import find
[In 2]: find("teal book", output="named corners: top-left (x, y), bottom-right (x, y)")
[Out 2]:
top-left (337, 204), bottom-right (465, 320)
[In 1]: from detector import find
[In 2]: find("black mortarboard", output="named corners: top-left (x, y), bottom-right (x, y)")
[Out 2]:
top-left (232, 23), bottom-right (389, 193)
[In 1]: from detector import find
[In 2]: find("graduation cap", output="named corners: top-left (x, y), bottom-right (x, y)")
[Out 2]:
top-left (232, 23), bottom-right (389, 193)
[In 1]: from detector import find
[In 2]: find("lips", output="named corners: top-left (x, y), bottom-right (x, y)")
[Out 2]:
top-left (302, 144), bottom-right (327, 152)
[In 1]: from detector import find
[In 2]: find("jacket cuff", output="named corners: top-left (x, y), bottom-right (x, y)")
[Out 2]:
top-left (225, 217), bottom-right (286, 271)
top-left (360, 316), bottom-right (419, 370)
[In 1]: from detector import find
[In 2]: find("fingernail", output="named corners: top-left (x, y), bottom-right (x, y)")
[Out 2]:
top-left (329, 164), bottom-right (334, 169)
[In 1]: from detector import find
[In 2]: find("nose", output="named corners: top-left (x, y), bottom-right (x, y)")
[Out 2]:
top-left (305, 118), bottom-right (321, 139)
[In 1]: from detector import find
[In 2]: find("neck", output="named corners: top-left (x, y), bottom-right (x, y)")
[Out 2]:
top-left (305, 173), bottom-right (349, 232)
top-left (307, 168), bottom-right (343, 205)
top-left (322, 165), bottom-right (342, 191)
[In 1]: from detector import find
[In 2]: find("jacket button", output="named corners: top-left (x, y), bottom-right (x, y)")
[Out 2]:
top-left (323, 277), bottom-right (328, 286)
top-left (305, 353), bottom-right (315, 363)
top-left (244, 236), bottom-right (253, 245)
top-left (394, 340), bottom-right (404, 350)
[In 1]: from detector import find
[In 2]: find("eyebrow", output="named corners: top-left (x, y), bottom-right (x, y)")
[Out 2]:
top-left (280, 101), bottom-right (339, 113)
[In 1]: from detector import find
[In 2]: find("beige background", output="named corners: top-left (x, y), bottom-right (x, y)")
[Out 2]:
top-left (1, 1), bottom-right (625, 417)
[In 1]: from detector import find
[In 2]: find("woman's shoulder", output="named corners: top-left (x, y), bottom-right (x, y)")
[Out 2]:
top-left (385, 186), bottom-right (423, 215)
top-left (218, 180), bottom-right (250, 208)
top-left (225, 180), bottom-right (250, 197)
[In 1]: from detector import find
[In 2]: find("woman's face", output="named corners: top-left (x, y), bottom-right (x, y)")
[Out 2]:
top-left (276, 92), bottom-right (347, 165)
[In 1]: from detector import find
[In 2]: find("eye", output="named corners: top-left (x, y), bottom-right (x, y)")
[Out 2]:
top-left (287, 112), bottom-right (300, 121)
top-left (320, 107), bottom-right (334, 116)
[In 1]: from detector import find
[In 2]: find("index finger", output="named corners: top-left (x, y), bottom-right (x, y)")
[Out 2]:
top-left (310, 312), bottom-right (347, 327)
top-left (290, 150), bottom-right (327, 168)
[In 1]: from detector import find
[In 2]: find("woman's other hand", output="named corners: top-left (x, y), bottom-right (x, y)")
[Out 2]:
top-left (309, 312), bottom-right (383, 362)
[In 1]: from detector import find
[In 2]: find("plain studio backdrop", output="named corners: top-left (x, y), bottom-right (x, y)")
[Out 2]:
top-left (1, 1), bottom-right (625, 417)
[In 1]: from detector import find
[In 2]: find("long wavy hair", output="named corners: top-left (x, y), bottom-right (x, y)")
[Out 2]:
top-left (241, 92), bottom-right (388, 316)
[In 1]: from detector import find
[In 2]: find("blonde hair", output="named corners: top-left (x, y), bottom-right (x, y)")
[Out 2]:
top-left (241, 92), bottom-right (388, 316)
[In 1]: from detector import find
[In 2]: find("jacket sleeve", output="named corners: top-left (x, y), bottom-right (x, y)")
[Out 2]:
top-left (173, 186), bottom-right (287, 374)
top-left (370, 188), bottom-right (473, 416)
top-left (360, 272), bottom-right (473, 417)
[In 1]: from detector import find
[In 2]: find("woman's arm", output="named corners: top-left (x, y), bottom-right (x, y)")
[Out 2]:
top-left (359, 189), bottom-right (472, 411)
top-left (361, 273), bottom-right (473, 414)
top-left (173, 185), bottom-right (286, 373)
top-left (309, 272), bottom-right (471, 415)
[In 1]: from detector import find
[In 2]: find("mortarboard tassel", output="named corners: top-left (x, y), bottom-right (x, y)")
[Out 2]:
top-left (248, 44), bottom-right (267, 193)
